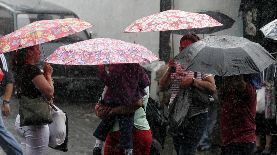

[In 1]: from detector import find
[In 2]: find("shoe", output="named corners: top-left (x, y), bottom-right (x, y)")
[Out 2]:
top-left (261, 146), bottom-right (271, 155)
top-left (253, 146), bottom-right (263, 155)
top-left (197, 145), bottom-right (211, 151)
top-left (93, 147), bottom-right (102, 155)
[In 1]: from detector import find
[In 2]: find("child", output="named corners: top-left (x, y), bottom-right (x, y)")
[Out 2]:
top-left (93, 63), bottom-right (150, 155)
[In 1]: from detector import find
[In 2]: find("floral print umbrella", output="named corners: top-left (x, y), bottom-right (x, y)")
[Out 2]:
top-left (260, 19), bottom-right (277, 40)
top-left (45, 38), bottom-right (159, 65)
top-left (125, 10), bottom-right (222, 32)
top-left (0, 18), bottom-right (92, 53)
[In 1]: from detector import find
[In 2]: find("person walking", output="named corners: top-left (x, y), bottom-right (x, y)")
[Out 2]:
top-left (93, 63), bottom-right (150, 155)
top-left (12, 45), bottom-right (54, 155)
top-left (159, 34), bottom-right (216, 155)
top-left (219, 75), bottom-right (256, 155)
top-left (0, 53), bottom-right (23, 155)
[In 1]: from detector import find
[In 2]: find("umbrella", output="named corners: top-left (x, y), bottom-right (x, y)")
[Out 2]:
top-left (45, 38), bottom-right (159, 65)
top-left (260, 19), bottom-right (277, 40)
top-left (173, 11), bottom-right (235, 35)
top-left (174, 35), bottom-right (276, 76)
top-left (124, 10), bottom-right (222, 33)
top-left (0, 18), bottom-right (92, 53)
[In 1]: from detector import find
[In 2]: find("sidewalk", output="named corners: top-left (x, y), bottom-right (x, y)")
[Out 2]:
top-left (0, 98), bottom-right (218, 155)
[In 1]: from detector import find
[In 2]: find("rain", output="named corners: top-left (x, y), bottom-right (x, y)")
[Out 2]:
top-left (0, 0), bottom-right (276, 155)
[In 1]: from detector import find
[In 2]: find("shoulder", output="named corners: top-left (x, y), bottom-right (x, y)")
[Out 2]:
top-left (0, 54), bottom-right (8, 72)
top-left (24, 65), bottom-right (42, 78)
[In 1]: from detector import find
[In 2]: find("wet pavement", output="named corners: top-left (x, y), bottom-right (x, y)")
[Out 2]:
top-left (0, 98), bottom-right (218, 155)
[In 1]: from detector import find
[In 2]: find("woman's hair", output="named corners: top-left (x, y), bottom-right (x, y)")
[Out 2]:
top-left (12, 48), bottom-right (29, 97)
top-left (180, 34), bottom-right (200, 44)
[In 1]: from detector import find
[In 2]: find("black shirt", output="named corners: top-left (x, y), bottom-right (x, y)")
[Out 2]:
top-left (21, 64), bottom-right (42, 99)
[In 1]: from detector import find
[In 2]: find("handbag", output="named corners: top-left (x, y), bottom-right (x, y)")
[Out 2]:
top-left (49, 105), bottom-right (68, 152)
top-left (191, 72), bottom-right (214, 105)
top-left (19, 96), bottom-right (52, 126)
top-left (168, 88), bottom-right (192, 130)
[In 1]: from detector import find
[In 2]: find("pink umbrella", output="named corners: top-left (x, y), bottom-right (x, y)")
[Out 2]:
top-left (45, 38), bottom-right (159, 65)
top-left (125, 10), bottom-right (222, 32)
top-left (0, 18), bottom-right (92, 53)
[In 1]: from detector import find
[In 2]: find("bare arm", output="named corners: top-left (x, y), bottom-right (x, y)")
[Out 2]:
top-left (32, 75), bottom-right (54, 100)
top-left (1, 83), bottom-right (13, 117)
top-left (110, 98), bottom-right (143, 115)
top-left (159, 67), bottom-right (172, 90)
top-left (2, 83), bottom-right (13, 101)
top-left (193, 76), bottom-right (217, 94)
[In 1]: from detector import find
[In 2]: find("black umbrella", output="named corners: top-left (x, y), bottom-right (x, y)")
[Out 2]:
top-left (175, 35), bottom-right (276, 76)
top-left (172, 11), bottom-right (235, 35)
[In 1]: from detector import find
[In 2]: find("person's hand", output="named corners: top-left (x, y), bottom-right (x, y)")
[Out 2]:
top-left (43, 62), bottom-right (53, 76)
top-left (181, 77), bottom-right (194, 88)
top-left (168, 59), bottom-right (176, 68)
top-left (1, 103), bottom-right (10, 117)
top-left (95, 103), bottom-right (111, 119)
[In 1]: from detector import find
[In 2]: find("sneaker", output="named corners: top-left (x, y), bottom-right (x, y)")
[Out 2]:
top-left (261, 146), bottom-right (271, 155)
top-left (253, 146), bottom-right (263, 155)
top-left (93, 147), bottom-right (102, 155)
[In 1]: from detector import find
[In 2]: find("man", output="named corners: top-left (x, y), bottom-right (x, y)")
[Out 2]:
top-left (220, 75), bottom-right (256, 155)
top-left (0, 53), bottom-right (23, 155)
top-left (159, 34), bottom-right (216, 155)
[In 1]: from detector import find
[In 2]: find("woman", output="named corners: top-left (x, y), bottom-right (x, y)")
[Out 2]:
top-left (96, 69), bottom-right (152, 155)
top-left (13, 45), bottom-right (54, 155)
top-left (159, 34), bottom-right (216, 155)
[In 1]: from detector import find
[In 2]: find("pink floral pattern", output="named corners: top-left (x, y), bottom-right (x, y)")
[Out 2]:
top-left (45, 38), bottom-right (159, 65)
top-left (0, 18), bottom-right (92, 53)
top-left (125, 10), bottom-right (222, 32)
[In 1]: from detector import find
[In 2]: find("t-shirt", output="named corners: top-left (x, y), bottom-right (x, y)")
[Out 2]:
top-left (170, 63), bottom-right (212, 117)
top-left (220, 82), bottom-right (256, 146)
top-left (98, 64), bottom-right (150, 106)
top-left (21, 65), bottom-right (43, 99)
top-left (0, 54), bottom-right (13, 96)
top-left (112, 86), bottom-right (150, 131)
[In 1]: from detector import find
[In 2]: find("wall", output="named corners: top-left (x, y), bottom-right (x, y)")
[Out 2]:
top-left (45, 0), bottom-right (243, 101)
top-left (172, 0), bottom-right (243, 56)
top-left (45, 0), bottom-right (160, 56)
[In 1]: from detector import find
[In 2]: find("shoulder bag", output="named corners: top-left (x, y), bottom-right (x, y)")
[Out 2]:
top-left (19, 96), bottom-right (53, 126)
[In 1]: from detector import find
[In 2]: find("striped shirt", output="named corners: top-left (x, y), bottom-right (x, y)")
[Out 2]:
top-left (0, 54), bottom-right (8, 72)
top-left (169, 63), bottom-right (212, 117)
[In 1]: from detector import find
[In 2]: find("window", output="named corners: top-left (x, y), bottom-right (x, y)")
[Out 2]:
top-left (0, 6), bottom-right (13, 36)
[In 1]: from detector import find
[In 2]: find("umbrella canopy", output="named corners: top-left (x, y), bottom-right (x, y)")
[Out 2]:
top-left (173, 11), bottom-right (235, 35)
top-left (260, 19), bottom-right (277, 40)
top-left (0, 18), bottom-right (92, 53)
top-left (175, 35), bottom-right (276, 76)
top-left (45, 38), bottom-right (159, 65)
top-left (124, 10), bottom-right (222, 33)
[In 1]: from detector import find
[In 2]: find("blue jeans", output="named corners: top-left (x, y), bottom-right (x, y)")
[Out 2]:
top-left (94, 114), bottom-right (134, 149)
top-left (0, 111), bottom-right (23, 155)
top-left (173, 113), bottom-right (207, 155)
top-left (198, 103), bottom-right (218, 149)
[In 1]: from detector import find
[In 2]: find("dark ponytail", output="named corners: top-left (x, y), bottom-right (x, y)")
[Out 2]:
top-left (12, 48), bottom-right (27, 98)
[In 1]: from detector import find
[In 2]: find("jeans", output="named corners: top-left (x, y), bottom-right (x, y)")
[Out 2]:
top-left (15, 115), bottom-right (49, 155)
top-left (221, 142), bottom-right (255, 155)
top-left (173, 113), bottom-right (207, 155)
top-left (0, 111), bottom-right (22, 155)
top-left (198, 103), bottom-right (218, 149)
top-left (94, 114), bottom-right (134, 149)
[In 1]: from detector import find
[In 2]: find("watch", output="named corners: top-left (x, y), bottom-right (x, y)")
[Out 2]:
top-left (192, 77), bottom-right (196, 86)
